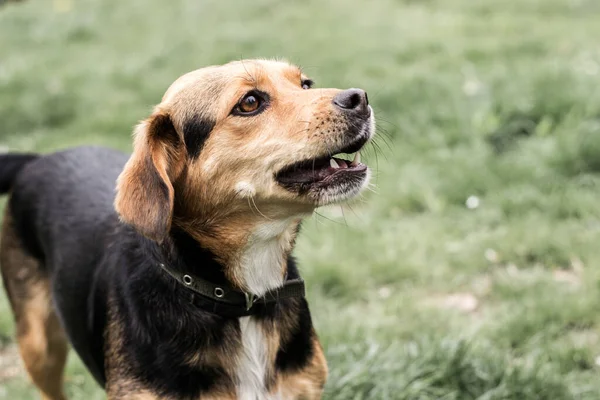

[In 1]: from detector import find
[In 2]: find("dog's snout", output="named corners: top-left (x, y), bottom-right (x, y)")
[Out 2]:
top-left (333, 89), bottom-right (369, 117)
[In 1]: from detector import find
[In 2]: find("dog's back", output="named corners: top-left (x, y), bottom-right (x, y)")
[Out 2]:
top-left (0, 146), bottom-right (128, 389)
top-left (0, 153), bottom-right (39, 193)
top-left (7, 146), bottom-right (127, 264)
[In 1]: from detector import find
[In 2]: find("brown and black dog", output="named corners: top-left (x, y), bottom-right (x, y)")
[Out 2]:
top-left (0, 59), bottom-right (375, 399)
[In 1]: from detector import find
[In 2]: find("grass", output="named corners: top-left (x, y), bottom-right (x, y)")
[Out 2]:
top-left (2, 0), bottom-right (600, 398)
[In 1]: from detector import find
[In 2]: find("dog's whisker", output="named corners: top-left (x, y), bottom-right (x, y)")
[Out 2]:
top-left (240, 59), bottom-right (258, 86)
top-left (344, 203), bottom-right (366, 225)
top-left (372, 114), bottom-right (398, 129)
top-left (338, 205), bottom-right (349, 228)
top-left (246, 196), bottom-right (261, 218)
top-left (313, 210), bottom-right (346, 226)
top-left (371, 139), bottom-right (384, 159)
top-left (365, 182), bottom-right (380, 195)
top-left (292, 128), bottom-right (311, 135)
top-left (373, 121), bottom-right (396, 146)
top-left (250, 195), bottom-right (273, 221)
top-left (370, 142), bottom-right (380, 174)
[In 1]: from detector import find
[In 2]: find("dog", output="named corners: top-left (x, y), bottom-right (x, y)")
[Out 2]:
top-left (0, 59), bottom-right (375, 400)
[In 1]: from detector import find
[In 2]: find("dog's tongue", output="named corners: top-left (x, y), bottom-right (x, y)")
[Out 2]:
top-left (329, 153), bottom-right (360, 170)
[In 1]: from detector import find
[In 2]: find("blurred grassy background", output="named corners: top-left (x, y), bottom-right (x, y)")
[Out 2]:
top-left (2, 0), bottom-right (600, 398)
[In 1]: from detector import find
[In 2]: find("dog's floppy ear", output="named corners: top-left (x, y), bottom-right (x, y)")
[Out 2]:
top-left (115, 110), bottom-right (185, 243)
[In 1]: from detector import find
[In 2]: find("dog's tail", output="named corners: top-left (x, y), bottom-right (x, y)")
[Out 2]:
top-left (0, 153), bottom-right (39, 194)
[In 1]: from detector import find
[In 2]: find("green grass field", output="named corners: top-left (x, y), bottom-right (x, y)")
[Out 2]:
top-left (2, 0), bottom-right (600, 398)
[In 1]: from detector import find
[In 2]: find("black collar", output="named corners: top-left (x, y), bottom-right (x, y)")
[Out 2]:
top-left (158, 262), bottom-right (306, 318)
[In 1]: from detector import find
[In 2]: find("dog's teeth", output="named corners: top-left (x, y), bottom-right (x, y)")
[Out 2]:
top-left (351, 152), bottom-right (361, 166)
top-left (330, 158), bottom-right (340, 169)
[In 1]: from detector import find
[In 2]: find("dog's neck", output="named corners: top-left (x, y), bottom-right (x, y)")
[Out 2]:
top-left (172, 213), bottom-right (304, 296)
top-left (233, 217), bottom-right (301, 296)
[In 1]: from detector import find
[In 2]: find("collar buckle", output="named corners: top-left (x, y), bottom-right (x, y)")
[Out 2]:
top-left (244, 292), bottom-right (257, 311)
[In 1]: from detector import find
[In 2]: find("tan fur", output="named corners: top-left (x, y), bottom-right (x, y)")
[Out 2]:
top-left (104, 307), bottom-right (158, 399)
top-left (110, 392), bottom-right (159, 400)
top-left (115, 111), bottom-right (186, 242)
top-left (276, 338), bottom-right (328, 399)
top-left (106, 385), bottom-right (238, 400)
top-left (105, 305), bottom-right (240, 399)
top-left (0, 211), bottom-right (69, 400)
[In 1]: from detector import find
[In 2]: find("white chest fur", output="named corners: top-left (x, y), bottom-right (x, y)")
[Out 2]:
top-left (235, 317), bottom-right (280, 400)
top-left (238, 218), bottom-right (299, 297)
top-left (234, 217), bottom-right (307, 399)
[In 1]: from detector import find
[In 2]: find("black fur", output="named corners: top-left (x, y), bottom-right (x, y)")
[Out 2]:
top-left (275, 299), bottom-right (314, 373)
top-left (0, 153), bottom-right (38, 193)
top-left (183, 115), bottom-right (215, 159)
top-left (2, 146), bottom-right (316, 398)
top-left (109, 227), bottom-right (236, 396)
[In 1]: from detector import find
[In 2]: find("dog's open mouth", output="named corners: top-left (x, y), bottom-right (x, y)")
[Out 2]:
top-left (275, 136), bottom-right (369, 197)
top-left (276, 152), bottom-right (366, 185)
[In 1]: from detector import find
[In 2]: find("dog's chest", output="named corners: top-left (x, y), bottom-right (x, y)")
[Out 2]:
top-left (235, 317), bottom-right (281, 400)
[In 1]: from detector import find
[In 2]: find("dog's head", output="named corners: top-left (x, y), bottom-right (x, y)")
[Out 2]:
top-left (115, 60), bottom-right (375, 242)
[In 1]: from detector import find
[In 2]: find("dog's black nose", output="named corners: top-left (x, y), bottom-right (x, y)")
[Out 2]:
top-left (333, 89), bottom-right (370, 117)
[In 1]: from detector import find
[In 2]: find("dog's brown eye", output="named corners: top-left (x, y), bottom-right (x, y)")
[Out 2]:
top-left (239, 95), bottom-right (259, 112)
top-left (232, 91), bottom-right (269, 116)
